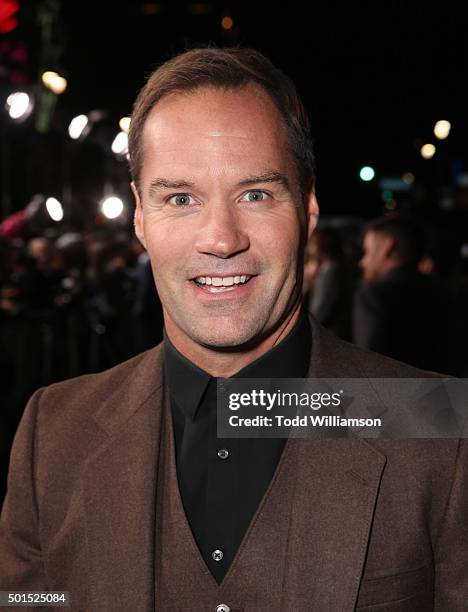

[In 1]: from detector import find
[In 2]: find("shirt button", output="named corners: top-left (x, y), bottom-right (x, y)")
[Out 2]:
top-left (217, 448), bottom-right (229, 460)
top-left (216, 605), bottom-right (230, 612)
top-left (212, 549), bottom-right (224, 561)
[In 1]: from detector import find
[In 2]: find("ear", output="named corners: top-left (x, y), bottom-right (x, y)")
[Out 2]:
top-left (131, 181), bottom-right (147, 250)
top-left (304, 189), bottom-right (320, 242)
top-left (383, 235), bottom-right (396, 258)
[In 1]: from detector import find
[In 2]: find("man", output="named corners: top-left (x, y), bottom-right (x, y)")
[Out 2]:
top-left (1, 48), bottom-right (467, 611)
top-left (353, 215), bottom-right (451, 372)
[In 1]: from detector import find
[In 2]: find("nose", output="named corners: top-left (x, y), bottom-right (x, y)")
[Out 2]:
top-left (194, 200), bottom-right (250, 258)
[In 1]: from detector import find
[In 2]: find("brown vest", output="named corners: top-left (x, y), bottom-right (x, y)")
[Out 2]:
top-left (154, 387), bottom-right (300, 612)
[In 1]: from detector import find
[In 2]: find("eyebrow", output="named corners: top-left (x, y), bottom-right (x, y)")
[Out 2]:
top-left (148, 171), bottom-right (291, 196)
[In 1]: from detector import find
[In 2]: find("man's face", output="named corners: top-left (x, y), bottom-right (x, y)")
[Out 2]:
top-left (133, 83), bottom-right (318, 349)
top-left (28, 238), bottom-right (49, 264)
top-left (360, 231), bottom-right (391, 282)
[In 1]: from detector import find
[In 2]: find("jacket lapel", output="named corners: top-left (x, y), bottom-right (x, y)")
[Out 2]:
top-left (290, 315), bottom-right (387, 610)
top-left (83, 346), bottom-right (165, 612)
top-left (285, 437), bottom-right (386, 610)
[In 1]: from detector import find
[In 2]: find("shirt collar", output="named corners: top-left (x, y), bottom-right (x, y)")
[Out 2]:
top-left (163, 310), bottom-right (312, 422)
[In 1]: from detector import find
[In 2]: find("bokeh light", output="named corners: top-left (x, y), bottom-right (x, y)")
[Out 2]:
top-left (433, 120), bottom-right (451, 140)
top-left (111, 131), bottom-right (128, 155)
top-left (359, 166), bottom-right (375, 181)
top-left (6, 92), bottom-right (33, 121)
top-left (45, 197), bottom-right (64, 221)
top-left (68, 115), bottom-right (89, 140)
top-left (101, 196), bottom-right (124, 219)
top-left (420, 144), bottom-right (436, 159)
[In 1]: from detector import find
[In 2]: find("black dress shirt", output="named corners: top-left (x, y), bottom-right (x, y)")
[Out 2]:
top-left (163, 311), bottom-right (312, 584)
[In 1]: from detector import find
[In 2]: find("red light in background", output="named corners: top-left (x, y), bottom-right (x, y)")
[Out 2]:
top-left (0, 0), bottom-right (20, 34)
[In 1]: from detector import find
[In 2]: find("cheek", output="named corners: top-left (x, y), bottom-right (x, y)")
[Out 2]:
top-left (144, 235), bottom-right (177, 279)
top-left (258, 238), bottom-right (299, 280)
top-left (257, 216), bottom-right (301, 258)
top-left (143, 216), bottom-right (183, 262)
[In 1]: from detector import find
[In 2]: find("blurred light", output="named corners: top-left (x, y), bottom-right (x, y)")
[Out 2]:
top-left (0, 0), bottom-right (20, 34)
top-left (101, 196), bottom-right (124, 219)
top-left (88, 109), bottom-right (107, 123)
top-left (402, 172), bottom-right (414, 184)
top-left (141, 2), bottom-right (160, 14)
top-left (49, 76), bottom-right (67, 94)
top-left (378, 177), bottom-right (411, 192)
top-left (41, 71), bottom-right (67, 94)
top-left (456, 172), bottom-right (468, 188)
top-left (6, 91), bottom-right (33, 120)
top-left (385, 199), bottom-right (397, 210)
top-left (382, 190), bottom-right (393, 202)
top-left (420, 143), bottom-right (436, 159)
top-left (439, 196), bottom-right (453, 210)
top-left (68, 114), bottom-right (89, 140)
top-left (359, 166), bottom-right (375, 181)
top-left (433, 120), bottom-right (451, 140)
top-left (41, 71), bottom-right (58, 86)
top-left (111, 131), bottom-right (128, 155)
top-left (45, 197), bottom-right (63, 222)
top-left (119, 116), bottom-right (131, 133)
top-left (221, 16), bottom-right (233, 29)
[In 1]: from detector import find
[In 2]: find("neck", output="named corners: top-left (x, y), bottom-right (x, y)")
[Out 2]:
top-left (376, 258), bottom-right (402, 279)
top-left (164, 304), bottom-right (302, 377)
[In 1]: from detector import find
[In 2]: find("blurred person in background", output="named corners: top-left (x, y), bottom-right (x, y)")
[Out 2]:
top-left (303, 227), bottom-right (355, 340)
top-left (0, 239), bottom-right (51, 503)
top-left (353, 214), bottom-right (452, 372)
top-left (131, 237), bottom-right (164, 352)
top-left (86, 234), bottom-right (138, 368)
top-left (0, 194), bottom-right (47, 242)
top-left (0, 239), bottom-right (51, 410)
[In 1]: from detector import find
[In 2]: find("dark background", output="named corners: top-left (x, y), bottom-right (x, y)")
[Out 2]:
top-left (1, 0), bottom-right (468, 222)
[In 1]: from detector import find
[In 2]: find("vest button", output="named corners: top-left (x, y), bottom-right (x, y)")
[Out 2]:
top-left (217, 448), bottom-right (229, 459)
top-left (216, 605), bottom-right (230, 612)
top-left (212, 549), bottom-right (224, 561)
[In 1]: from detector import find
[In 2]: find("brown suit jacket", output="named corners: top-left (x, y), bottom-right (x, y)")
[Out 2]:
top-left (0, 316), bottom-right (467, 611)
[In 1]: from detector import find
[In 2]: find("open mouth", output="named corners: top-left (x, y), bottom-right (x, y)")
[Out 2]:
top-left (191, 274), bottom-right (255, 292)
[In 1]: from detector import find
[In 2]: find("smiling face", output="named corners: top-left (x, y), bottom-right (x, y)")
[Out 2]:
top-left (133, 83), bottom-right (318, 351)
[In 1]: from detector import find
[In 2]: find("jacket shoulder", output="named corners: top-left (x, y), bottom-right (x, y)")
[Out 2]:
top-left (309, 313), bottom-right (440, 378)
top-left (32, 342), bottom-right (164, 432)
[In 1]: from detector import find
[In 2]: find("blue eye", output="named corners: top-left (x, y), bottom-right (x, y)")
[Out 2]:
top-left (244, 190), bottom-right (268, 202)
top-left (169, 194), bottom-right (193, 206)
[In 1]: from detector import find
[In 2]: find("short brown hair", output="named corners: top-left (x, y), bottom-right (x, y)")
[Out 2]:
top-left (365, 214), bottom-right (426, 265)
top-left (128, 46), bottom-right (315, 197)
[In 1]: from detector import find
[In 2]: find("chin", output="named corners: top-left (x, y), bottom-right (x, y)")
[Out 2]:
top-left (186, 319), bottom-right (267, 351)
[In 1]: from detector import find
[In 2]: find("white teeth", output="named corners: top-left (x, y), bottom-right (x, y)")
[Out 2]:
top-left (194, 275), bottom-right (252, 286)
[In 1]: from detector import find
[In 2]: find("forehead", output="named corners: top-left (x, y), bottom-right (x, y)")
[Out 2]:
top-left (364, 230), bottom-right (386, 251)
top-left (140, 83), bottom-right (294, 183)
